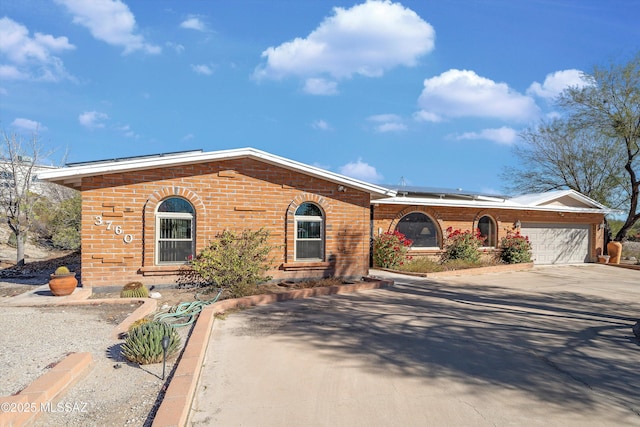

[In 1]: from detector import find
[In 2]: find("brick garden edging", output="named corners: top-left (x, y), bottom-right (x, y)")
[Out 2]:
top-left (0, 294), bottom-right (156, 426)
top-left (603, 262), bottom-right (640, 271)
top-left (0, 352), bottom-right (93, 426)
top-left (377, 262), bottom-right (534, 278)
top-left (151, 277), bottom-right (394, 427)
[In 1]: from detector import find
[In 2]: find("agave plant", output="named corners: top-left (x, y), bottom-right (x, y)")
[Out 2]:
top-left (121, 321), bottom-right (180, 365)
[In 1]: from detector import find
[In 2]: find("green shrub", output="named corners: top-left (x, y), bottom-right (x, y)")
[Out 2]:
top-left (182, 228), bottom-right (274, 298)
top-left (121, 321), bottom-right (180, 365)
top-left (50, 195), bottom-right (81, 250)
top-left (120, 282), bottom-right (149, 298)
top-left (31, 193), bottom-right (81, 250)
top-left (52, 228), bottom-right (80, 250)
top-left (442, 227), bottom-right (483, 263)
top-left (500, 231), bottom-right (533, 264)
top-left (372, 231), bottom-right (413, 269)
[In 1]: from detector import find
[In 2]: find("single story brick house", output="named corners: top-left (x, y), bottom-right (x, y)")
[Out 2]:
top-left (39, 148), bottom-right (610, 288)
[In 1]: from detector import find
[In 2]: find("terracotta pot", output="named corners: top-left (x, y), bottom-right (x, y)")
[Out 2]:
top-left (48, 273), bottom-right (78, 296)
top-left (607, 241), bottom-right (623, 264)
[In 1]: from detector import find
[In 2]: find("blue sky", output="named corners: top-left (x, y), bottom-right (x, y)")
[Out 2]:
top-left (1, 0), bottom-right (638, 195)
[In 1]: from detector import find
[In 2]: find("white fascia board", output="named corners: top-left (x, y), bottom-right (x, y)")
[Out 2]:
top-left (372, 196), bottom-right (614, 214)
top-left (510, 189), bottom-right (609, 210)
top-left (37, 147), bottom-right (396, 197)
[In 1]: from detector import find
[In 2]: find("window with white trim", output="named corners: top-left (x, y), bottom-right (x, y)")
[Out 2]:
top-left (295, 202), bottom-right (323, 260)
top-left (478, 215), bottom-right (496, 247)
top-left (156, 197), bottom-right (194, 264)
top-left (395, 212), bottom-right (440, 248)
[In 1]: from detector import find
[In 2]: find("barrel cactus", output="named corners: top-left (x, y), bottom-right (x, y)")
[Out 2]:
top-left (121, 321), bottom-right (181, 365)
top-left (54, 266), bottom-right (71, 275)
top-left (120, 282), bottom-right (149, 298)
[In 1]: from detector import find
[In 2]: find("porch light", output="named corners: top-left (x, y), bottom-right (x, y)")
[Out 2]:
top-left (514, 220), bottom-right (521, 229)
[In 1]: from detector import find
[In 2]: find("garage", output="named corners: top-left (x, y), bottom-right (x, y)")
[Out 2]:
top-left (521, 223), bottom-right (591, 264)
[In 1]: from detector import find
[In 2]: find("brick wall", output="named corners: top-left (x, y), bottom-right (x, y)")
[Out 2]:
top-left (79, 158), bottom-right (371, 288)
top-left (372, 204), bottom-right (605, 262)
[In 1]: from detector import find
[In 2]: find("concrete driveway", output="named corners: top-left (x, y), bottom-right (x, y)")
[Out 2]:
top-left (189, 265), bottom-right (640, 426)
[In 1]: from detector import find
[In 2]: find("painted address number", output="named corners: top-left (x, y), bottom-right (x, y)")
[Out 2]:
top-left (94, 215), bottom-right (133, 243)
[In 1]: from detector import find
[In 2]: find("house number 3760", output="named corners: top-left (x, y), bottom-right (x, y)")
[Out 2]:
top-left (94, 215), bottom-right (134, 244)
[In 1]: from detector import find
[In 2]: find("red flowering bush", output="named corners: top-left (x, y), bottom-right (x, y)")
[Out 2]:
top-left (500, 231), bottom-right (532, 263)
top-left (442, 227), bottom-right (484, 263)
top-left (373, 231), bottom-right (413, 269)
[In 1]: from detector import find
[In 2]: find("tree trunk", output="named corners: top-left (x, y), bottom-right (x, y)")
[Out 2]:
top-left (15, 232), bottom-right (25, 267)
top-left (614, 157), bottom-right (640, 241)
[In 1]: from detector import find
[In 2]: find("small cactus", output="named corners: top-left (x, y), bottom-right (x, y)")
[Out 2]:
top-left (54, 266), bottom-right (71, 275)
top-left (120, 282), bottom-right (149, 298)
top-left (121, 321), bottom-right (181, 365)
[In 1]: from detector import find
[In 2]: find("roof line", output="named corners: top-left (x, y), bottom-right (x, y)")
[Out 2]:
top-left (65, 149), bottom-right (204, 167)
top-left (38, 147), bottom-right (396, 197)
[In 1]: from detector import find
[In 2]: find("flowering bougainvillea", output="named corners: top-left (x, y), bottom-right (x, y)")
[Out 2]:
top-left (373, 230), bottom-right (413, 269)
top-left (500, 231), bottom-right (532, 264)
top-left (442, 227), bottom-right (484, 262)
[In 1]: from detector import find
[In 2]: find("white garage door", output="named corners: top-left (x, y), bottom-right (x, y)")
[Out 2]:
top-left (520, 223), bottom-right (590, 264)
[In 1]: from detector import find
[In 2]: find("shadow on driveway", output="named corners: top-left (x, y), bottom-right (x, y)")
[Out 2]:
top-left (236, 276), bottom-right (640, 417)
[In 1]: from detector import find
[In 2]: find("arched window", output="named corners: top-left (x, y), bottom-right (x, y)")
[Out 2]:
top-left (156, 197), bottom-right (194, 264)
top-left (395, 212), bottom-right (439, 248)
top-left (295, 202), bottom-right (323, 260)
top-left (478, 215), bottom-right (496, 247)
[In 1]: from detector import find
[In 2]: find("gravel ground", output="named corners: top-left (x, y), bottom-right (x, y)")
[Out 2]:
top-left (0, 280), bottom-right (193, 426)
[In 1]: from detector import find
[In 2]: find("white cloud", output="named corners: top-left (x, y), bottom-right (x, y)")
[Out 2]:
top-left (455, 126), bottom-right (518, 144)
top-left (116, 124), bottom-right (138, 138)
top-left (0, 17), bottom-right (75, 81)
top-left (254, 0), bottom-right (434, 90)
top-left (79, 111), bottom-right (109, 129)
top-left (303, 78), bottom-right (338, 95)
top-left (180, 16), bottom-right (207, 32)
top-left (166, 42), bottom-right (185, 54)
top-left (55, 0), bottom-right (160, 54)
top-left (0, 65), bottom-right (27, 80)
top-left (527, 69), bottom-right (589, 100)
top-left (311, 119), bottom-right (332, 130)
top-left (368, 114), bottom-right (407, 132)
top-left (11, 118), bottom-right (45, 131)
top-left (191, 64), bottom-right (214, 75)
top-left (182, 133), bottom-right (195, 141)
top-left (416, 69), bottom-right (539, 122)
top-left (339, 158), bottom-right (383, 183)
top-left (377, 122), bottom-right (407, 133)
top-left (412, 110), bottom-right (442, 123)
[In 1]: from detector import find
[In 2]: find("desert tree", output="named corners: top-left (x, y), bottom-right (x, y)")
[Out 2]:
top-left (503, 51), bottom-right (640, 241)
top-left (502, 119), bottom-right (627, 209)
top-left (0, 130), bottom-right (52, 266)
top-left (559, 52), bottom-right (640, 241)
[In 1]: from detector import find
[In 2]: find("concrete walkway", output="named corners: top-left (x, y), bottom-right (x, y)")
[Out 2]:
top-left (189, 265), bottom-right (640, 426)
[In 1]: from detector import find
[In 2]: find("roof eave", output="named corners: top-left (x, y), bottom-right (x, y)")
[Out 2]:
top-left (372, 197), bottom-right (612, 214)
top-left (37, 147), bottom-right (397, 196)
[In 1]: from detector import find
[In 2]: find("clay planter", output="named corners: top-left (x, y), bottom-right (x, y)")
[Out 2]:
top-left (607, 241), bottom-right (623, 264)
top-left (48, 273), bottom-right (78, 296)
